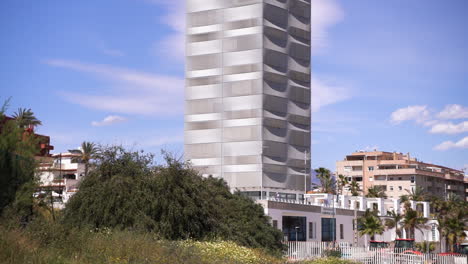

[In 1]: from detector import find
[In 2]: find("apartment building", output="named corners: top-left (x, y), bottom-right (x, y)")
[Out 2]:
top-left (37, 152), bottom-right (86, 208)
top-left (465, 176), bottom-right (468, 202)
top-left (336, 151), bottom-right (465, 200)
top-left (185, 0), bottom-right (311, 198)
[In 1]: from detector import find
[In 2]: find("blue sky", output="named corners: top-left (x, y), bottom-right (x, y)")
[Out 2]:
top-left (1, 0), bottom-right (467, 172)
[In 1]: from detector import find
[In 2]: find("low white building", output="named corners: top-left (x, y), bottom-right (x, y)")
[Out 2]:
top-left (257, 193), bottom-right (438, 246)
top-left (37, 152), bottom-right (86, 208)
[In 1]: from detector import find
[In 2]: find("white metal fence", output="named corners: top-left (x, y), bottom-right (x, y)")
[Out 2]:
top-left (285, 241), bottom-right (467, 264)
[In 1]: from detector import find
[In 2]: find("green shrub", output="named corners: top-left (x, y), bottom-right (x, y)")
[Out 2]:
top-left (62, 146), bottom-right (284, 254)
top-left (322, 249), bottom-right (342, 258)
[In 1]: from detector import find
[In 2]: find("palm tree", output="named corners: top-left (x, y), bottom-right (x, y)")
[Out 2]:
top-left (349, 180), bottom-right (360, 196)
top-left (69, 141), bottom-right (99, 177)
top-left (358, 209), bottom-right (384, 241)
top-left (314, 167), bottom-right (335, 194)
top-left (432, 196), bottom-right (468, 252)
top-left (337, 174), bottom-right (349, 196)
top-left (402, 208), bottom-right (428, 239)
top-left (366, 186), bottom-right (387, 198)
top-left (385, 210), bottom-right (403, 239)
top-left (444, 209), bottom-right (467, 252)
top-left (12, 108), bottom-right (42, 129)
top-left (406, 186), bottom-right (427, 202)
top-left (0, 97), bottom-right (11, 117)
top-left (400, 194), bottom-right (411, 211)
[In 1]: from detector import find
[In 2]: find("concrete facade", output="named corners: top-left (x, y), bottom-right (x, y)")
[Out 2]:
top-left (185, 0), bottom-right (311, 196)
top-left (336, 151), bottom-right (466, 200)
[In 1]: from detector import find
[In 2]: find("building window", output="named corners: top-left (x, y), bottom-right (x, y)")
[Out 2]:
top-left (432, 225), bottom-right (436, 241)
top-left (283, 216), bottom-right (306, 241)
top-left (390, 186), bottom-right (394, 191)
top-left (340, 224), bottom-right (344, 239)
top-left (398, 186), bottom-right (402, 191)
top-left (240, 191), bottom-right (265, 199)
top-left (321, 218), bottom-right (336, 242)
top-left (273, 220), bottom-right (278, 229)
top-left (376, 185), bottom-right (387, 191)
top-left (410, 176), bottom-right (415, 183)
top-left (313, 222), bottom-right (317, 239)
top-left (368, 166), bottom-right (374, 171)
top-left (389, 177), bottom-right (393, 180)
top-left (344, 166), bottom-right (352, 172)
top-left (398, 177), bottom-right (402, 180)
top-left (309, 222), bottom-right (313, 239)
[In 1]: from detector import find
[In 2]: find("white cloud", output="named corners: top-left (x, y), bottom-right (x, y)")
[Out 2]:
top-left (91, 115), bottom-right (127, 127)
top-left (45, 59), bottom-right (184, 116)
top-left (429, 121), bottom-right (468, 134)
top-left (390, 105), bottom-right (431, 125)
top-left (434, 136), bottom-right (468, 151)
top-left (311, 0), bottom-right (343, 54)
top-left (437, 104), bottom-right (468, 120)
top-left (311, 77), bottom-right (350, 112)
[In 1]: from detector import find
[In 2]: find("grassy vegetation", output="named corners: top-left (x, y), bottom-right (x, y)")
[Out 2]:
top-left (0, 221), bottom-right (360, 264)
top-left (0, 222), bottom-right (284, 264)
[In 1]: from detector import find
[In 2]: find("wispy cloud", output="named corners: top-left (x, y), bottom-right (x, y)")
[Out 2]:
top-left (311, 77), bottom-right (350, 112)
top-left (430, 121), bottom-right (468, 134)
top-left (311, 0), bottom-right (344, 54)
top-left (390, 105), bottom-right (431, 125)
top-left (391, 104), bottom-right (468, 133)
top-left (45, 59), bottom-right (184, 116)
top-left (437, 104), bottom-right (468, 120)
top-left (147, 0), bottom-right (185, 61)
top-left (434, 136), bottom-right (468, 151)
top-left (91, 115), bottom-right (128, 127)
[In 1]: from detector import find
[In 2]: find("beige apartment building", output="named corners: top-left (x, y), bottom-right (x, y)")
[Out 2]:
top-left (336, 151), bottom-right (465, 200)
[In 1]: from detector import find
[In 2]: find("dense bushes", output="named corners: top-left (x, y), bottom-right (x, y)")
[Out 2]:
top-left (62, 146), bottom-right (284, 254)
top-left (0, 117), bottom-right (38, 218)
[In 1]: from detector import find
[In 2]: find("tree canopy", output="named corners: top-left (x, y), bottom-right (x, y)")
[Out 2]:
top-left (0, 102), bottom-right (39, 221)
top-left (62, 146), bottom-right (284, 254)
top-left (314, 167), bottom-right (336, 194)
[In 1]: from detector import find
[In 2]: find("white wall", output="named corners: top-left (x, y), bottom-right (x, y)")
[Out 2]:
top-left (265, 206), bottom-right (365, 246)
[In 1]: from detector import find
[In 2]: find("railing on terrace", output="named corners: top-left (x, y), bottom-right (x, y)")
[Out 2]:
top-left (285, 241), bottom-right (467, 264)
top-left (257, 197), bottom-right (366, 211)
